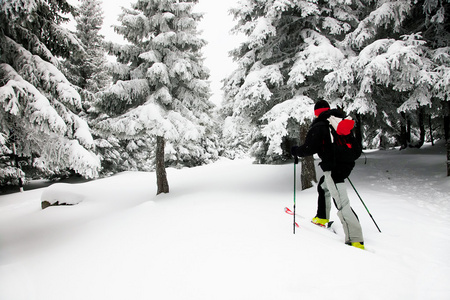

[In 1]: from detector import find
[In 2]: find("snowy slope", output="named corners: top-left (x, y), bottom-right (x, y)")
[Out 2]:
top-left (0, 142), bottom-right (449, 300)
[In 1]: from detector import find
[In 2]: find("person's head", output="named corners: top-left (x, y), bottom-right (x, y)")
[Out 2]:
top-left (314, 100), bottom-right (330, 117)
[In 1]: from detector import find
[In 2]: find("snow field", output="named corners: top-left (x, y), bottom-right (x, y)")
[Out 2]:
top-left (1, 143), bottom-right (449, 299)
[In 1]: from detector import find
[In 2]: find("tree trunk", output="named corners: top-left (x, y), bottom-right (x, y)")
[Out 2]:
top-left (299, 123), bottom-right (317, 190)
top-left (443, 102), bottom-right (449, 176)
top-left (429, 115), bottom-right (434, 146)
top-left (11, 141), bottom-right (24, 192)
top-left (399, 112), bottom-right (408, 149)
top-left (156, 136), bottom-right (169, 195)
top-left (407, 116), bottom-right (411, 144)
top-left (447, 139), bottom-right (450, 177)
top-left (444, 102), bottom-right (450, 141)
top-left (354, 113), bottom-right (363, 149)
top-left (416, 109), bottom-right (425, 148)
top-left (301, 156), bottom-right (317, 190)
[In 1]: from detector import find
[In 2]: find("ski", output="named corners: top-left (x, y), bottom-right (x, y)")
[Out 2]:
top-left (284, 207), bottom-right (301, 228)
top-left (284, 207), bottom-right (337, 233)
top-left (284, 207), bottom-right (304, 219)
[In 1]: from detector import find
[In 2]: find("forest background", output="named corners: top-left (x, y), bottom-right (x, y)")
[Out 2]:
top-left (1, 0), bottom-right (449, 194)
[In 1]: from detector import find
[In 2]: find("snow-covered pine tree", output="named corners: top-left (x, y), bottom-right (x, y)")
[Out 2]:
top-left (222, 0), bottom-right (370, 188)
top-left (420, 0), bottom-right (450, 175)
top-left (62, 0), bottom-right (119, 176)
top-left (0, 0), bottom-right (101, 186)
top-left (224, 0), bottom-right (288, 163)
top-left (324, 0), bottom-right (450, 149)
top-left (63, 0), bottom-right (110, 98)
top-left (97, 0), bottom-right (218, 194)
top-left (223, 0), bottom-right (317, 166)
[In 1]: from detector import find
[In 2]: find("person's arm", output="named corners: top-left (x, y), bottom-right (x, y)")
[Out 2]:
top-left (291, 124), bottom-right (324, 157)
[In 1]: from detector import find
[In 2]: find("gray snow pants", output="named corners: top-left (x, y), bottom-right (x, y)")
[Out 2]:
top-left (318, 171), bottom-right (364, 244)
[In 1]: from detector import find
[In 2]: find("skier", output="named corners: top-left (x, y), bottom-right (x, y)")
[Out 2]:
top-left (291, 100), bottom-right (365, 250)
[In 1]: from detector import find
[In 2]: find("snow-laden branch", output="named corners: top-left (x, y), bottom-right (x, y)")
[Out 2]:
top-left (105, 79), bottom-right (150, 102)
top-left (248, 17), bottom-right (276, 49)
top-left (326, 34), bottom-right (440, 115)
top-left (261, 96), bottom-right (314, 155)
top-left (345, 1), bottom-right (412, 49)
top-left (0, 63), bottom-right (68, 135)
top-left (288, 30), bottom-right (345, 86)
top-left (97, 98), bottom-right (201, 142)
top-left (235, 62), bottom-right (283, 111)
top-left (432, 47), bottom-right (450, 100)
top-left (33, 138), bottom-right (100, 179)
top-left (3, 36), bottom-right (82, 110)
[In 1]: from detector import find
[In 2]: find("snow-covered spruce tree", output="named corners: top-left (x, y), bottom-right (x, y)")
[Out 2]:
top-left (63, 0), bottom-right (110, 99)
top-left (0, 0), bottom-right (101, 185)
top-left (421, 0), bottom-right (450, 175)
top-left (61, 0), bottom-right (119, 176)
top-left (324, 0), bottom-right (450, 149)
top-left (97, 0), bottom-right (218, 194)
top-left (326, 34), bottom-right (438, 149)
top-left (223, 0), bottom-right (308, 164)
top-left (222, 0), bottom-right (372, 188)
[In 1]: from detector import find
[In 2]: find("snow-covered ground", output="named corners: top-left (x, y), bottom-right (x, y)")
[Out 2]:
top-left (0, 142), bottom-right (449, 300)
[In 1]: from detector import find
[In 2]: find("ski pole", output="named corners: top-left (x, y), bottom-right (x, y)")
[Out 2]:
top-left (347, 177), bottom-right (382, 233)
top-left (293, 156), bottom-right (299, 234)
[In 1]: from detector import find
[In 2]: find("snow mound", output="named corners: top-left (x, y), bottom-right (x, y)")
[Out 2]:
top-left (40, 183), bottom-right (86, 209)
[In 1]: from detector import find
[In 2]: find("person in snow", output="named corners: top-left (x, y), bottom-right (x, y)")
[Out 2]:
top-left (291, 100), bottom-right (364, 250)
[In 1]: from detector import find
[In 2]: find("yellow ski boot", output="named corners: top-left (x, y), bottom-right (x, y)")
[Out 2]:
top-left (350, 242), bottom-right (365, 250)
top-left (311, 217), bottom-right (329, 227)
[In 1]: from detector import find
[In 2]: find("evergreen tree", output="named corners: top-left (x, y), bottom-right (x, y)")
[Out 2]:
top-left (225, 0), bottom-right (450, 175)
top-left (62, 0), bottom-right (116, 176)
top-left (324, 0), bottom-right (450, 149)
top-left (98, 0), bottom-right (218, 194)
top-left (223, 0), bottom-right (372, 188)
top-left (420, 0), bottom-right (450, 175)
top-left (0, 0), bottom-right (101, 186)
top-left (224, 0), bottom-right (313, 165)
top-left (64, 0), bottom-right (110, 97)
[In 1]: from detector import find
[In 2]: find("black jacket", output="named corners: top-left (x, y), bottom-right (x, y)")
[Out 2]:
top-left (291, 109), bottom-right (354, 177)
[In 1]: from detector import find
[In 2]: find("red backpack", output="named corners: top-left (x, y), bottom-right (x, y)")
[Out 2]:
top-left (327, 116), bottom-right (362, 163)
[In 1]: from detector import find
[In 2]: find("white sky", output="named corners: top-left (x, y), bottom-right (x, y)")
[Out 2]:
top-left (67, 0), bottom-right (243, 106)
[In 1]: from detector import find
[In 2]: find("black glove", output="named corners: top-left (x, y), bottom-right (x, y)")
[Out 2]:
top-left (291, 146), bottom-right (300, 164)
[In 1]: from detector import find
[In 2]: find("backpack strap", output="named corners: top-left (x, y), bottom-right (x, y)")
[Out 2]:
top-left (329, 125), bottom-right (335, 143)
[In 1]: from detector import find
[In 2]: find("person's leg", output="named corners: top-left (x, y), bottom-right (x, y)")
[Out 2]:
top-left (324, 172), bottom-right (364, 244)
top-left (316, 176), bottom-right (331, 220)
top-left (335, 183), bottom-right (364, 244)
